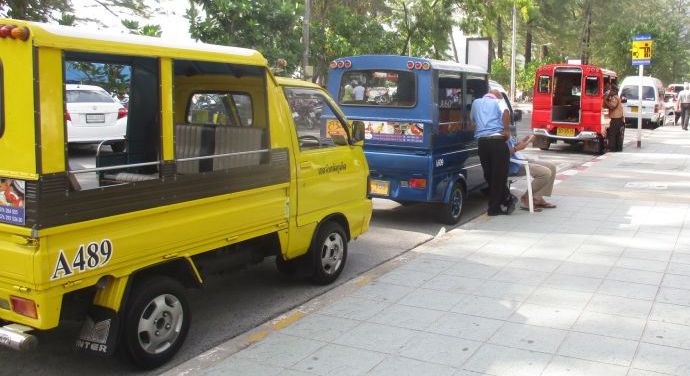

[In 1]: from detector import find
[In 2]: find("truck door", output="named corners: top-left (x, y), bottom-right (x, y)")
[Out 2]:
top-left (283, 86), bottom-right (367, 226)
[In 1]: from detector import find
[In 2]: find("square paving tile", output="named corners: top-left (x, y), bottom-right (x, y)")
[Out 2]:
top-left (623, 249), bottom-right (672, 262)
top-left (557, 332), bottom-right (638, 367)
top-left (662, 274), bottom-right (690, 290)
top-left (633, 342), bottom-right (690, 375)
top-left (606, 267), bottom-right (663, 286)
top-left (597, 279), bottom-right (659, 300)
top-left (615, 257), bottom-right (668, 273)
top-left (473, 280), bottom-right (537, 301)
top-left (541, 355), bottom-right (628, 376)
top-left (376, 269), bottom-right (438, 287)
top-left (463, 343), bottom-right (551, 376)
top-left (202, 357), bottom-right (284, 376)
top-left (427, 312), bottom-right (503, 341)
top-left (657, 286), bottom-right (690, 306)
top-left (642, 320), bottom-right (690, 350)
top-left (398, 288), bottom-right (467, 311)
top-left (586, 294), bottom-right (653, 319)
top-left (524, 287), bottom-right (593, 310)
top-left (506, 257), bottom-right (563, 273)
top-left (350, 282), bottom-right (414, 303)
top-left (542, 273), bottom-right (602, 293)
top-left (490, 267), bottom-right (550, 285)
top-left (319, 297), bottom-right (390, 321)
top-left (280, 314), bottom-right (360, 342)
top-left (333, 322), bottom-right (416, 354)
top-left (234, 333), bottom-right (325, 368)
top-left (571, 311), bottom-right (646, 340)
top-left (650, 302), bottom-right (690, 325)
top-left (422, 274), bottom-right (486, 294)
top-left (488, 322), bottom-right (567, 353)
top-left (450, 294), bottom-right (520, 320)
top-left (399, 332), bottom-right (482, 368)
top-left (443, 262), bottom-right (499, 279)
top-left (291, 344), bottom-right (385, 376)
top-left (398, 258), bottom-right (455, 275)
top-left (366, 356), bottom-right (456, 376)
top-left (556, 262), bottom-right (612, 279)
top-left (509, 303), bottom-right (581, 329)
top-left (369, 304), bottom-right (445, 331)
top-left (667, 262), bottom-right (690, 276)
top-left (626, 369), bottom-right (675, 376)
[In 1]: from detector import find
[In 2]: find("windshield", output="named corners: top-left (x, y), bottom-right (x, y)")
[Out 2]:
top-left (66, 89), bottom-right (117, 103)
top-left (621, 85), bottom-right (655, 101)
top-left (338, 70), bottom-right (416, 107)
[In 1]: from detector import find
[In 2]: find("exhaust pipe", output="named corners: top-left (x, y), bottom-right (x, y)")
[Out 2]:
top-left (0, 324), bottom-right (38, 351)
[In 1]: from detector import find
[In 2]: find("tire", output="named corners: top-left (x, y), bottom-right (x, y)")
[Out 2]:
top-left (439, 183), bottom-right (464, 225)
top-left (310, 222), bottom-right (348, 285)
top-left (111, 142), bottom-right (125, 153)
top-left (121, 276), bottom-right (190, 370)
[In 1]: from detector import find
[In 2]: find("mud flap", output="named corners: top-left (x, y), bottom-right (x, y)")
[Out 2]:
top-left (75, 305), bottom-right (119, 356)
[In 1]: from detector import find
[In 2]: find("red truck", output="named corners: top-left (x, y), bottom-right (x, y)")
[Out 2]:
top-left (531, 64), bottom-right (618, 154)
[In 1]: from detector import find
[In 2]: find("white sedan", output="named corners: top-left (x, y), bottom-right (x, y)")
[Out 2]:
top-left (66, 84), bottom-right (127, 152)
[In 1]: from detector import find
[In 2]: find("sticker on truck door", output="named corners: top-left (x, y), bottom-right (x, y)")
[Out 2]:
top-left (51, 239), bottom-right (114, 280)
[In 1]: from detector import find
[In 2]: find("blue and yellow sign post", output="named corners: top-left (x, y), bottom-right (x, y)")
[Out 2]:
top-left (632, 34), bottom-right (652, 148)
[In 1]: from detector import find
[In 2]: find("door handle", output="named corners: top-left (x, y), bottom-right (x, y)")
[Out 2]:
top-left (300, 161), bottom-right (311, 169)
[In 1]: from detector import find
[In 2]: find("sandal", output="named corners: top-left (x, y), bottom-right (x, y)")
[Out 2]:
top-left (520, 205), bottom-right (542, 212)
top-left (536, 202), bottom-right (557, 209)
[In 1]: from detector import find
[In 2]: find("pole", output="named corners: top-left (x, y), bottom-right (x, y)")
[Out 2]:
top-left (302, 0), bottom-right (310, 80)
top-left (510, 4), bottom-right (516, 102)
top-left (637, 64), bottom-right (643, 148)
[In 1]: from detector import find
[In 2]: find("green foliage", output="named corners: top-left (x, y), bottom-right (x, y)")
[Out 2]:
top-left (121, 19), bottom-right (162, 37)
top-left (0, 0), bottom-right (148, 22)
top-left (187, 0), bottom-right (303, 74)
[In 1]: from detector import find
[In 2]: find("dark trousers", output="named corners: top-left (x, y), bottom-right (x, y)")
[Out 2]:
top-left (607, 118), bottom-right (624, 152)
top-left (681, 103), bottom-right (690, 130)
top-left (478, 137), bottom-right (509, 215)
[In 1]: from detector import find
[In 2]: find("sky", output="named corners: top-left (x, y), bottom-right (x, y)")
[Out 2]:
top-left (70, 0), bottom-right (194, 41)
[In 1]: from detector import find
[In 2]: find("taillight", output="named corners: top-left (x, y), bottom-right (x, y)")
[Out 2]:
top-left (10, 296), bottom-right (38, 319)
top-left (414, 62), bottom-right (423, 70)
top-left (407, 61), bottom-right (415, 69)
top-left (408, 178), bottom-right (427, 189)
top-left (65, 112), bottom-right (71, 121)
top-left (337, 61), bottom-right (345, 68)
top-left (117, 107), bottom-right (128, 119)
top-left (344, 60), bottom-right (352, 68)
top-left (0, 25), bottom-right (30, 41)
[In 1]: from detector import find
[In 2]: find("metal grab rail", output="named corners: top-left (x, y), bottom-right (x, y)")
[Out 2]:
top-left (176, 149), bottom-right (269, 162)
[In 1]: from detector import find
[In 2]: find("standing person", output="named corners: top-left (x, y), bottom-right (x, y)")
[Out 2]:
top-left (471, 89), bottom-right (511, 216)
top-left (353, 81), bottom-right (366, 102)
top-left (678, 84), bottom-right (690, 130)
top-left (604, 84), bottom-right (625, 151)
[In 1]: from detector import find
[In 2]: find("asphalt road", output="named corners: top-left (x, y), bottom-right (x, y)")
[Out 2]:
top-left (0, 107), bottom-right (596, 375)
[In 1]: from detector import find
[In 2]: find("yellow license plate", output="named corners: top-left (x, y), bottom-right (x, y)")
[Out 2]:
top-left (370, 179), bottom-right (390, 196)
top-left (556, 128), bottom-right (575, 137)
top-left (630, 106), bottom-right (639, 113)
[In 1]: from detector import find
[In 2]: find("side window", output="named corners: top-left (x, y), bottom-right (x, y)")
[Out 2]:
top-left (538, 76), bottom-right (550, 93)
top-left (187, 93), bottom-right (253, 127)
top-left (173, 59), bottom-right (268, 174)
top-left (65, 53), bottom-right (160, 191)
top-left (0, 61), bottom-right (3, 138)
top-left (438, 73), bottom-right (463, 134)
top-left (585, 76), bottom-right (599, 96)
top-left (283, 87), bottom-right (348, 150)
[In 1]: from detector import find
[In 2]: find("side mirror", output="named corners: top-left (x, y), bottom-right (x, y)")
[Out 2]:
top-left (351, 120), bottom-right (365, 143)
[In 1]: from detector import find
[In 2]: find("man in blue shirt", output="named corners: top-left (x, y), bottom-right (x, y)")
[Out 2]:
top-left (471, 89), bottom-right (511, 216)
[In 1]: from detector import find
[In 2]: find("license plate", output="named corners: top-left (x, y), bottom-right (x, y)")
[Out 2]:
top-left (556, 128), bottom-right (575, 137)
top-left (630, 106), bottom-right (639, 113)
top-left (370, 179), bottom-right (390, 196)
top-left (86, 114), bottom-right (105, 123)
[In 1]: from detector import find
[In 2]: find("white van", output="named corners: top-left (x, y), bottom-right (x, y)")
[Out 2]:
top-left (619, 76), bottom-right (665, 128)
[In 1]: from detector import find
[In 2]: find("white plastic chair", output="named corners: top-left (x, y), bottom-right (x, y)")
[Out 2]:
top-left (510, 158), bottom-right (534, 213)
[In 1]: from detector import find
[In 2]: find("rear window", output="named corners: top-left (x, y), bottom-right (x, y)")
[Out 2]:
top-left (621, 85), bottom-right (655, 101)
top-left (338, 70), bottom-right (416, 107)
top-left (585, 76), bottom-right (599, 96)
top-left (66, 89), bottom-right (116, 103)
top-left (187, 92), bottom-right (253, 127)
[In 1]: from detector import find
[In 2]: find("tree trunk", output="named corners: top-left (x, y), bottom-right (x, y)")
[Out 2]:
top-left (579, 0), bottom-right (592, 64)
top-left (524, 21), bottom-right (533, 65)
top-left (496, 16), bottom-right (504, 59)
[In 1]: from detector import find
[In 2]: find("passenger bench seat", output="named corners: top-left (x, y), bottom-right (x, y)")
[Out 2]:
top-left (213, 127), bottom-right (264, 170)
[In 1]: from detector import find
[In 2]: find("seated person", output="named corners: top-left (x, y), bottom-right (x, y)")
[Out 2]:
top-left (508, 135), bottom-right (557, 211)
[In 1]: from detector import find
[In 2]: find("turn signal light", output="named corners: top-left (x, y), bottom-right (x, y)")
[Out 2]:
top-left (10, 296), bottom-right (38, 319)
top-left (117, 107), bottom-right (128, 119)
top-left (0, 25), bottom-right (30, 41)
top-left (408, 178), bottom-right (427, 189)
top-left (65, 112), bottom-right (72, 122)
top-left (329, 61), bottom-right (337, 69)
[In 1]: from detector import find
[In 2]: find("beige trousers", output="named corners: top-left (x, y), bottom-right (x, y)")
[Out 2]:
top-left (515, 159), bottom-right (556, 199)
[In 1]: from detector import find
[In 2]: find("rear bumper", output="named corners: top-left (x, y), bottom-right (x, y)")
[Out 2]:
top-left (533, 128), bottom-right (600, 141)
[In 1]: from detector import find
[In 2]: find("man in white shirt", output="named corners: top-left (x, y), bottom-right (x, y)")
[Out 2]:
top-left (678, 84), bottom-right (690, 130)
top-left (353, 82), bottom-right (366, 102)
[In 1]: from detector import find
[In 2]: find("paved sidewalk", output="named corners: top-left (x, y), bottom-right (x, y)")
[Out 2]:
top-left (165, 126), bottom-right (690, 376)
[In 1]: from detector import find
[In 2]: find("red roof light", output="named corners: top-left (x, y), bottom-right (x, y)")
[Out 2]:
top-left (337, 60), bottom-right (345, 68)
top-left (414, 62), bottom-right (423, 70)
top-left (407, 61), bottom-right (415, 69)
top-left (344, 60), bottom-right (352, 68)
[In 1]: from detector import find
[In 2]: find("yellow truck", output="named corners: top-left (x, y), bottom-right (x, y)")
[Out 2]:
top-left (0, 19), bottom-right (371, 369)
